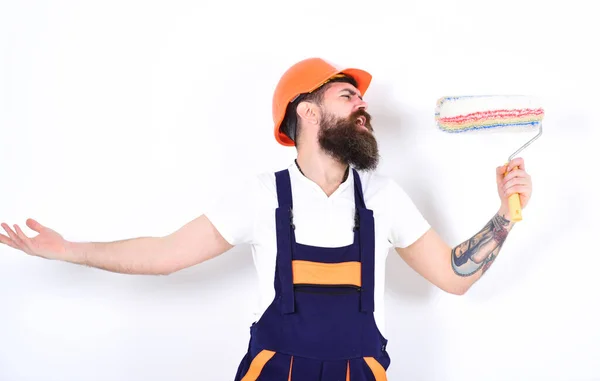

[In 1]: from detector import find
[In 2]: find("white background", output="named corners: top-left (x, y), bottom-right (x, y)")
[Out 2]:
top-left (1, 0), bottom-right (599, 380)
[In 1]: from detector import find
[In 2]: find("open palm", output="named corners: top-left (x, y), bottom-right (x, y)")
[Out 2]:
top-left (0, 218), bottom-right (68, 260)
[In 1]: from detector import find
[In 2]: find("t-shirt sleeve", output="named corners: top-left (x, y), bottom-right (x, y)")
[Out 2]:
top-left (203, 175), bottom-right (259, 246)
top-left (386, 180), bottom-right (431, 248)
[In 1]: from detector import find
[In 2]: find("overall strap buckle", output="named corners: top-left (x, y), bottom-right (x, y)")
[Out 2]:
top-left (353, 211), bottom-right (360, 232)
top-left (290, 207), bottom-right (295, 230)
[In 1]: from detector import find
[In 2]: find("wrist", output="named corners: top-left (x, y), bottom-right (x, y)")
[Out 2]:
top-left (498, 205), bottom-right (510, 219)
top-left (497, 205), bottom-right (516, 229)
top-left (63, 241), bottom-right (86, 264)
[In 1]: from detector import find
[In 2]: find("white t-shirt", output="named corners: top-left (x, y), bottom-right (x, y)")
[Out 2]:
top-left (205, 162), bottom-right (430, 335)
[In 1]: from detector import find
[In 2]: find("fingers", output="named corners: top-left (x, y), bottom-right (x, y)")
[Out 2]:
top-left (497, 157), bottom-right (526, 178)
top-left (502, 169), bottom-right (532, 197)
top-left (26, 218), bottom-right (44, 233)
top-left (496, 157), bottom-right (531, 205)
top-left (503, 185), bottom-right (530, 197)
top-left (13, 224), bottom-right (34, 252)
top-left (502, 179), bottom-right (530, 196)
top-left (496, 164), bottom-right (508, 176)
top-left (0, 229), bottom-right (20, 250)
top-left (498, 158), bottom-right (529, 181)
top-left (1, 223), bottom-right (27, 250)
top-left (496, 164), bottom-right (509, 183)
top-left (503, 168), bottom-right (529, 183)
top-left (507, 157), bottom-right (525, 172)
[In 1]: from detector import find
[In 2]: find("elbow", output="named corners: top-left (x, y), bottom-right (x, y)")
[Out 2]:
top-left (155, 257), bottom-right (203, 276)
top-left (152, 237), bottom-right (185, 276)
top-left (155, 263), bottom-right (182, 276)
top-left (443, 283), bottom-right (471, 296)
top-left (151, 259), bottom-right (179, 276)
top-left (450, 287), bottom-right (469, 296)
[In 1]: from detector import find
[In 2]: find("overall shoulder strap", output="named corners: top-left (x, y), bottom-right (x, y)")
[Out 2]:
top-left (352, 168), bottom-right (366, 209)
top-left (352, 169), bottom-right (375, 312)
top-left (274, 168), bottom-right (295, 313)
top-left (275, 169), bottom-right (293, 208)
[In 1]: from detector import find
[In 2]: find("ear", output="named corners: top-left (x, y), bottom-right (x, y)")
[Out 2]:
top-left (296, 101), bottom-right (320, 125)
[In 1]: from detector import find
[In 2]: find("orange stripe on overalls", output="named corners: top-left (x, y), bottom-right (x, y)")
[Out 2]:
top-left (292, 260), bottom-right (362, 287)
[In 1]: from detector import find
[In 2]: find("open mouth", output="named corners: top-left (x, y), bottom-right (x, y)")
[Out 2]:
top-left (356, 116), bottom-right (368, 130)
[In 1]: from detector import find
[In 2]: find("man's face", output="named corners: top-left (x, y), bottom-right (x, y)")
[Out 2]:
top-left (316, 82), bottom-right (379, 171)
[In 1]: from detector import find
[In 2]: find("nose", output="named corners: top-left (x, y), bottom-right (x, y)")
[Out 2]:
top-left (355, 97), bottom-right (368, 111)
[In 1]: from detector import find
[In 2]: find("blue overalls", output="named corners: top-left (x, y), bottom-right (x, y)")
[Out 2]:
top-left (234, 168), bottom-right (390, 380)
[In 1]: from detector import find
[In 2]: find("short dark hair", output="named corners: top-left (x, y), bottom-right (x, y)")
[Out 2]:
top-left (280, 75), bottom-right (358, 146)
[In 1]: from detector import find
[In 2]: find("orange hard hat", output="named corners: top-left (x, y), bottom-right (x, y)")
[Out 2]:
top-left (272, 57), bottom-right (372, 146)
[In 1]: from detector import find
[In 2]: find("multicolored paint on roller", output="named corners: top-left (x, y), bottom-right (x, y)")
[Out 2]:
top-left (435, 95), bottom-right (545, 132)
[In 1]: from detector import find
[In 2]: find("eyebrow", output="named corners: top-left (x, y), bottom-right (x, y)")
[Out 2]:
top-left (339, 88), bottom-right (363, 100)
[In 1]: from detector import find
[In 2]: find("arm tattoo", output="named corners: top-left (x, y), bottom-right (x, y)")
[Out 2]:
top-left (451, 213), bottom-right (511, 277)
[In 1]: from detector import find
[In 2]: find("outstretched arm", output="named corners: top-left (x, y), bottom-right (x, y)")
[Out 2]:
top-left (1, 215), bottom-right (233, 275)
top-left (395, 157), bottom-right (531, 295)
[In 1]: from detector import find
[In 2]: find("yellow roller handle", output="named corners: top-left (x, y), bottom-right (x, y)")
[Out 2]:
top-left (508, 193), bottom-right (522, 222)
top-left (505, 163), bottom-right (522, 222)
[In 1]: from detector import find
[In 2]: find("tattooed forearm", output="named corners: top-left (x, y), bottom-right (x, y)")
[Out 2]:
top-left (451, 212), bottom-right (512, 277)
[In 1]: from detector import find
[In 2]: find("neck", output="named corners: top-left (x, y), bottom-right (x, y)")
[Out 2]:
top-left (295, 149), bottom-right (349, 197)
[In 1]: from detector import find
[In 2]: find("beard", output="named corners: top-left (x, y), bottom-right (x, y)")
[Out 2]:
top-left (317, 108), bottom-right (380, 171)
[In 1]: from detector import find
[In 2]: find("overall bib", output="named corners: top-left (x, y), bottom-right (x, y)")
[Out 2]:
top-left (234, 168), bottom-right (390, 380)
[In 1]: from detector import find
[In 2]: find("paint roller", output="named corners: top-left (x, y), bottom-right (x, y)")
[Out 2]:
top-left (434, 95), bottom-right (544, 222)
